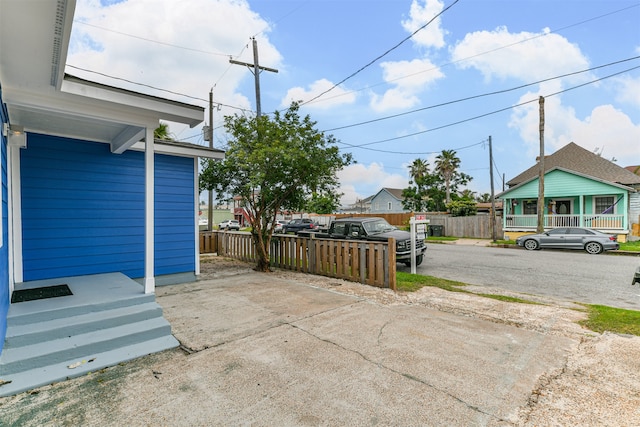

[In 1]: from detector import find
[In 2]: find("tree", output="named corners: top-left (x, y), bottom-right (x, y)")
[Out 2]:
top-left (154, 122), bottom-right (173, 140)
top-left (476, 193), bottom-right (491, 203)
top-left (435, 149), bottom-right (461, 204)
top-left (306, 192), bottom-right (340, 214)
top-left (402, 158), bottom-right (435, 212)
top-left (199, 103), bottom-right (353, 271)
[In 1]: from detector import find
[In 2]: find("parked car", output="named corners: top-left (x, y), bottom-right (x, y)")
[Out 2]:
top-left (273, 220), bottom-right (289, 233)
top-left (282, 218), bottom-right (319, 234)
top-left (315, 217), bottom-right (427, 266)
top-left (218, 219), bottom-right (240, 231)
top-left (516, 227), bottom-right (619, 254)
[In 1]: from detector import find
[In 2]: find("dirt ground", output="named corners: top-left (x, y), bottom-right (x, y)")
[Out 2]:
top-left (199, 255), bottom-right (640, 426)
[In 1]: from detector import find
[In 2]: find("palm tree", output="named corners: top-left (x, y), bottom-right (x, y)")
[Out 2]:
top-left (154, 122), bottom-right (173, 141)
top-left (408, 158), bottom-right (428, 183)
top-left (435, 149), bottom-right (461, 204)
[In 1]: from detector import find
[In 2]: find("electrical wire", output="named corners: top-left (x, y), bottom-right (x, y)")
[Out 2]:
top-left (299, 0), bottom-right (462, 106)
top-left (300, 3), bottom-right (640, 109)
top-left (322, 56), bottom-right (640, 132)
top-left (334, 64), bottom-right (640, 153)
top-left (65, 65), bottom-right (253, 113)
top-left (72, 20), bottom-right (232, 57)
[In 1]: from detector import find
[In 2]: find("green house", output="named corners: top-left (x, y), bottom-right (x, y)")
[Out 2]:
top-left (498, 143), bottom-right (640, 242)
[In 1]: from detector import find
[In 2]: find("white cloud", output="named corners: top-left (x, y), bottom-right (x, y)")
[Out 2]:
top-left (401, 0), bottom-right (446, 49)
top-left (337, 163), bottom-right (408, 205)
top-left (614, 75), bottom-right (640, 109)
top-left (68, 0), bottom-right (280, 117)
top-left (451, 26), bottom-right (590, 84)
top-left (509, 92), bottom-right (640, 167)
top-left (281, 79), bottom-right (356, 109)
top-left (370, 58), bottom-right (444, 112)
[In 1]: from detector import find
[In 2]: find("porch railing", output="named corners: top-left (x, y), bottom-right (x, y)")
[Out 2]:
top-left (504, 214), bottom-right (624, 229)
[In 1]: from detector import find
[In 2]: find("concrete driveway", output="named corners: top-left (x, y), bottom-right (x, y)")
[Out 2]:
top-left (1, 270), bottom-right (582, 426)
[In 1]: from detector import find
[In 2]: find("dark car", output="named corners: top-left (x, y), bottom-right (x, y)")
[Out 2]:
top-left (283, 218), bottom-right (319, 234)
top-left (326, 217), bottom-right (426, 266)
top-left (515, 227), bottom-right (619, 254)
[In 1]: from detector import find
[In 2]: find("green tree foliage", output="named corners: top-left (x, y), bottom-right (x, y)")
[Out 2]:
top-left (447, 199), bottom-right (478, 217)
top-left (402, 153), bottom-right (473, 212)
top-left (154, 122), bottom-right (173, 140)
top-left (435, 149), bottom-right (461, 204)
top-left (306, 192), bottom-right (340, 214)
top-left (199, 103), bottom-right (353, 271)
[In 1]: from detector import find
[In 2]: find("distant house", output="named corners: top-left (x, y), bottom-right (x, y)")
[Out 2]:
top-left (342, 195), bottom-right (373, 214)
top-left (498, 142), bottom-right (640, 242)
top-left (370, 188), bottom-right (408, 213)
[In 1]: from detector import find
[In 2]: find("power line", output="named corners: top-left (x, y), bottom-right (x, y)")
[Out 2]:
top-left (299, 0), bottom-right (462, 106)
top-left (73, 20), bottom-right (232, 57)
top-left (334, 64), bottom-right (640, 153)
top-left (323, 56), bottom-right (640, 132)
top-left (301, 3), bottom-right (640, 109)
top-left (65, 65), bottom-right (253, 113)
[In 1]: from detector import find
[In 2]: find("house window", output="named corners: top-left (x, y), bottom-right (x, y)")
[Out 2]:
top-left (388, 201), bottom-right (392, 210)
top-left (595, 196), bottom-right (615, 214)
top-left (523, 200), bottom-right (537, 215)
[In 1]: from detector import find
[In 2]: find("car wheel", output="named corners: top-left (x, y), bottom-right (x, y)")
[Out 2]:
top-left (415, 254), bottom-right (424, 266)
top-left (585, 242), bottom-right (603, 254)
top-left (523, 239), bottom-right (539, 251)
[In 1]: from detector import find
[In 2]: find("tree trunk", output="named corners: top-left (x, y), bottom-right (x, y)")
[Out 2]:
top-left (252, 230), bottom-right (271, 272)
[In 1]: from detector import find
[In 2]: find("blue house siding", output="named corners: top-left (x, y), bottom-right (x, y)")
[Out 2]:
top-left (21, 134), bottom-right (196, 282)
top-left (0, 89), bottom-right (10, 354)
top-left (154, 154), bottom-right (195, 275)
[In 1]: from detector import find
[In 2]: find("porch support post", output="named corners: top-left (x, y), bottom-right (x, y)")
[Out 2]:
top-left (144, 127), bottom-right (155, 293)
top-left (579, 195), bottom-right (584, 227)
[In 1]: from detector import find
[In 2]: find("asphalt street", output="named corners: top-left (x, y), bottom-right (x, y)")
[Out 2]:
top-left (404, 243), bottom-right (640, 311)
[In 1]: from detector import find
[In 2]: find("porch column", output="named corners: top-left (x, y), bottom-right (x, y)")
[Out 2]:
top-left (579, 195), bottom-right (584, 227)
top-left (144, 127), bottom-right (155, 293)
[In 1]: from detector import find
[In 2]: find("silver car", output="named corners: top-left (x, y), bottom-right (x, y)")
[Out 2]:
top-left (516, 227), bottom-right (619, 254)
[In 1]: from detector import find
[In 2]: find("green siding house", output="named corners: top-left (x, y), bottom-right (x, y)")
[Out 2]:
top-left (498, 143), bottom-right (640, 242)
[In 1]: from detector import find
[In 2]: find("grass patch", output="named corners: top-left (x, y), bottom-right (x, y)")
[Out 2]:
top-left (396, 271), bottom-right (467, 292)
top-left (619, 241), bottom-right (640, 252)
top-left (476, 293), bottom-right (541, 304)
top-left (426, 236), bottom-right (458, 242)
top-left (579, 304), bottom-right (640, 336)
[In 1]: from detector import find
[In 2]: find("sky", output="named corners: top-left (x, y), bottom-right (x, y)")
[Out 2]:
top-left (66, 0), bottom-right (640, 207)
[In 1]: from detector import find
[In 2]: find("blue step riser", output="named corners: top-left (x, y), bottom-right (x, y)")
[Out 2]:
top-left (7, 294), bottom-right (156, 326)
top-left (4, 306), bottom-right (164, 348)
top-left (0, 323), bottom-right (173, 375)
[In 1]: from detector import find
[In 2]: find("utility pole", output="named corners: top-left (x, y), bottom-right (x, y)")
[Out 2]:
top-left (489, 135), bottom-right (497, 242)
top-left (229, 38), bottom-right (278, 117)
top-left (537, 96), bottom-right (545, 233)
top-left (207, 89), bottom-right (214, 231)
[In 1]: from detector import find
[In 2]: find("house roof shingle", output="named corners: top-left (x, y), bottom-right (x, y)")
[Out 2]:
top-left (507, 142), bottom-right (640, 187)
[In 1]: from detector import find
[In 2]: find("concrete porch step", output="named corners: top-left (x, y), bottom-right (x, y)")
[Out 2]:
top-left (4, 302), bottom-right (164, 348)
top-left (0, 273), bottom-right (179, 397)
top-left (0, 317), bottom-right (173, 375)
top-left (0, 335), bottom-right (178, 397)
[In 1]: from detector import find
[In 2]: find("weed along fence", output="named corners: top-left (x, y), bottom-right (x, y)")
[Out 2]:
top-left (200, 231), bottom-right (397, 290)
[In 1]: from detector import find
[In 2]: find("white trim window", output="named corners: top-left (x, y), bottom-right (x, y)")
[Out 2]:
top-left (594, 195), bottom-right (616, 214)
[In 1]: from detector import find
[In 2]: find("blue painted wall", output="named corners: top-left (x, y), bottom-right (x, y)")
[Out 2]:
top-left (0, 87), bottom-right (10, 354)
top-left (21, 134), bottom-right (195, 281)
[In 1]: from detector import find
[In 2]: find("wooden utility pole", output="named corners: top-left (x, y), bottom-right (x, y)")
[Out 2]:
top-left (229, 38), bottom-right (278, 117)
top-left (207, 89), bottom-right (214, 231)
top-left (537, 96), bottom-right (545, 233)
top-left (489, 135), bottom-right (497, 242)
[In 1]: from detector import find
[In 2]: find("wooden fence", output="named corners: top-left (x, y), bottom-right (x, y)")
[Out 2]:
top-left (333, 213), bottom-right (503, 239)
top-left (200, 231), bottom-right (396, 289)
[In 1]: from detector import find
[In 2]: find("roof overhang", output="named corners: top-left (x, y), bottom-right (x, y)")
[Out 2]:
top-left (0, 0), bottom-right (206, 154)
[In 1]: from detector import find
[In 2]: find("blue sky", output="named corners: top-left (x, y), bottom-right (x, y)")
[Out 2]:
top-left (68, 0), bottom-right (640, 206)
